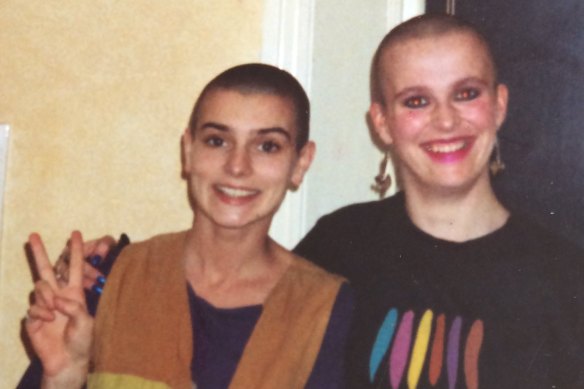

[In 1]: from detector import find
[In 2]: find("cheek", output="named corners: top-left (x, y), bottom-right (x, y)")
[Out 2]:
top-left (463, 100), bottom-right (500, 130)
top-left (189, 150), bottom-right (219, 179)
top-left (390, 109), bottom-right (428, 142)
top-left (255, 156), bottom-right (295, 184)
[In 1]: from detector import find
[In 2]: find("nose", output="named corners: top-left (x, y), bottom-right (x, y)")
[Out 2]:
top-left (224, 146), bottom-right (252, 177)
top-left (433, 102), bottom-right (458, 132)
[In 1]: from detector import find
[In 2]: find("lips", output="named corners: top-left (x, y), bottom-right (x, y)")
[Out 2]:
top-left (421, 136), bottom-right (475, 163)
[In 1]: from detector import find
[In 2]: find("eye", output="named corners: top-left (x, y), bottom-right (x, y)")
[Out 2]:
top-left (455, 88), bottom-right (480, 101)
top-left (258, 140), bottom-right (281, 153)
top-left (204, 135), bottom-right (225, 148)
top-left (403, 96), bottom-right (428, 109)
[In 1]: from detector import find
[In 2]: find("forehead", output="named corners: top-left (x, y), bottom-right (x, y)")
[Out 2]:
top-left (379, 32), bottom-right (495, 92)
top-left (196, 89), bottom-right (297, 133)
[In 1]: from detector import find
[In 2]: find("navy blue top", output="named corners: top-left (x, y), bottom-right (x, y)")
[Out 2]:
top-left (188, 283), bottom-right (354, 389)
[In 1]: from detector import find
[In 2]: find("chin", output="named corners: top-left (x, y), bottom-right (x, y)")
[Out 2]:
top-left (214, 212), bottom-right (275, 230)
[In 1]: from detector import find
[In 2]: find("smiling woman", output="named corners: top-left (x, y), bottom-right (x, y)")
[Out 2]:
top-left (294, 14), bottom-right (584, 388)
top-left (184, 89), bottom-right (310, 233)
top-left (370, 31), bottom-right (508, 207)
top-left (23, 64), bottom-right (353, 389)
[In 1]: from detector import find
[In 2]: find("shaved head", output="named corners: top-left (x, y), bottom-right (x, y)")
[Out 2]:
top-left (371, 14), bottom-right (497, 105)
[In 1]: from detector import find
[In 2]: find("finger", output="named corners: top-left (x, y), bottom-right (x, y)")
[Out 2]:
top-left (83, 235), bottom-right (116, 262)
top-left (33, 280), bottom-right (57, 310)
top-left (29, 233), bottom-right (57, 288)
top-left (81, 239), bottom-right (98, 258)
top-left (82, 264), bottom-right (103, 290)
top-left (95, 236), bottom-right (116, 256)
top-left (24, 311), bottom-right (43, 333)
top-left (68, 231), bottom-right (84, 288)
top-left (26, 305), bottom-right (57, 324)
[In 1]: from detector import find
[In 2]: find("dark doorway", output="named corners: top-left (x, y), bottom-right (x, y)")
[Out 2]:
top-left (426, 0), bottom-right (584, 249)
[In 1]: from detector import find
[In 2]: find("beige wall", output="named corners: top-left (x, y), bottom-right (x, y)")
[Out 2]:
top-left (0, 1), bottom-right (263, 386)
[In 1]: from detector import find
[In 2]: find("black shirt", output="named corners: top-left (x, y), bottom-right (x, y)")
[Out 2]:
top-left (295, 192), bottom-right (584, 388)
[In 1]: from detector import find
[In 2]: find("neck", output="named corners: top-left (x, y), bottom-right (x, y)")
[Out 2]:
top-left (403, 177), bottom-right (509, 242)
top-left (183, 216), bottom-right (291, 307)
top-left (185, 217), bottom-right (274, 279)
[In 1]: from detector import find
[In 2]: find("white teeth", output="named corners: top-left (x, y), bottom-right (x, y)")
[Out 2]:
top-left (218, 186), bottom-right (257, 198)
top-left (427, 140), bottom-right (466, 153)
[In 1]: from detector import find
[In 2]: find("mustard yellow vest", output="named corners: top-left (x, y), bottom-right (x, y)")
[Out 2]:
top-left (89, 231), bottom-right (344, 389)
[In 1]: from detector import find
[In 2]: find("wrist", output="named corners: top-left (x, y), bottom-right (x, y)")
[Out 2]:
top-left (41, 363), bottom-right (88, 389)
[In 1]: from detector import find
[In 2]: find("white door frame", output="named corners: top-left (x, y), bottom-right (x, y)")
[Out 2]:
top-left (262, 0), bottom-right (424, 248)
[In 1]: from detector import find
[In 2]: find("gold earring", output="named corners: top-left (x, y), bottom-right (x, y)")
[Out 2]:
top-left (489, 137), bottom-right (506, 176)
top-left (371, 151), bottom-right (392, 198)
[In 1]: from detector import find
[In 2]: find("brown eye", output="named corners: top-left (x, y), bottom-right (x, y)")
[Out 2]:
top-left (259, 140), bottom-right (281, 153)
top-left (404, 96), bottom-right (428, 109)
top-left (204, 136), bottom-right (225, 147)
top-left (455, 88), bottom-right (480, 101)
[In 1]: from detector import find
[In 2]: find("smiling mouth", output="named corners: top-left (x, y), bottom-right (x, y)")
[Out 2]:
top-left (424, 140), bottom-right (468, 154)
top-left (423, 138), bottom-right (469, 154)
top-left (216, 185), bottom-right (259, 198)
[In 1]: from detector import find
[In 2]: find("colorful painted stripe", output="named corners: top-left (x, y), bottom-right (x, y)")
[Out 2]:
top-left (370, 309), bottom-right (485, 388)
top-left (390, 310), bottom-right (414, 389)
top-left (428, 313), bottom-right (446, 385)
top-left (446, 316), bottom-right (463, 389)
top-left (369, 308), bottom-right (399, 382)
top-left (464, 320), bottom-right (484, 389)
top-left (407, 310), bottom-right (433, 389)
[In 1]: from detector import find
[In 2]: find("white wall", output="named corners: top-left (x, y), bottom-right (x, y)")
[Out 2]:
top-left (266, 0), bottom-right (424, 247)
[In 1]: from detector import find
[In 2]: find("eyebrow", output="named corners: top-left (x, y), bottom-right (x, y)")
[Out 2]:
top-left (200, 122), bottom-right (229, 132)
top-left (393, 86), bottom-right (427, 101)
top-left (200, 122), bottom-right (292, 141)
top-left (258, 127), bottom-right (292, 141)
top-left (453, 77), bottom-right (492, 89)
top-left (394, 77), bottom-right (492, 100)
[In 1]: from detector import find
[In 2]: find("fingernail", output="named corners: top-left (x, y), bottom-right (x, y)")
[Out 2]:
top-left (96, 275), bottom-right (106, 286)
top-left (92, 285), bottom-right (103, 295)
top-left (89, 255), bottom-right (102, 267)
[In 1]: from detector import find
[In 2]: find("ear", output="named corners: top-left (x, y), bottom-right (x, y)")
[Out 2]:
top-left (182, 128), bottom-right (194, 175)
top-left (290, 141), bottom-right (316, 189)
top-left (369, 102), bottom-right (393, 145)
top-left (495, 83), bottom-right (509, 130)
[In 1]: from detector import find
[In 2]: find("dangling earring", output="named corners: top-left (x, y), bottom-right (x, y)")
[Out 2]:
top-left (489, 137), bottom-right (505, 176)
top-left (371, 150), bottom-right (392, 198)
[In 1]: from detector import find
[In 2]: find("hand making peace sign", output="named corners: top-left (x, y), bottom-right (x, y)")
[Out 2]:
top-left (25, 231), bottom-right (92, 389)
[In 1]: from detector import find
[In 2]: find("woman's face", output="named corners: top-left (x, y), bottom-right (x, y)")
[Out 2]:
top-left (370, 31), bottom-right (508, 195)
top-left (183, 89), bottom-right (314, 230)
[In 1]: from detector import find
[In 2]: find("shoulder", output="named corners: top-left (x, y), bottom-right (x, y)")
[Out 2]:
top-left (315, 192), bottom-right (403, 230)
top-left (270, 252), bottom-right (352, 311)
top-left (287, 254), bottom-right (347, 288)
top-left (106, 230), bottom-right (189, 291)
top-left (296, 192), bottom-right (404, 251)
top-left (119, 230), bottom-right (187, 257)
top-left (97, 230), bottom-right (190, 315)
top-left (115, 230), bottom-right (188, 268)
top-left (505, 213), bottom-right (583, 259)
top-left (498, 213), bottom-right (584, 289)
top-left (294, 193), bottom-right (406, 273)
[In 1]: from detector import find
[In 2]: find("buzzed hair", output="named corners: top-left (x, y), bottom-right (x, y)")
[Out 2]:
top-left (371, 14), bottom-right (498, 105)
top-left (188, 63), bottom-right (310, 152)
